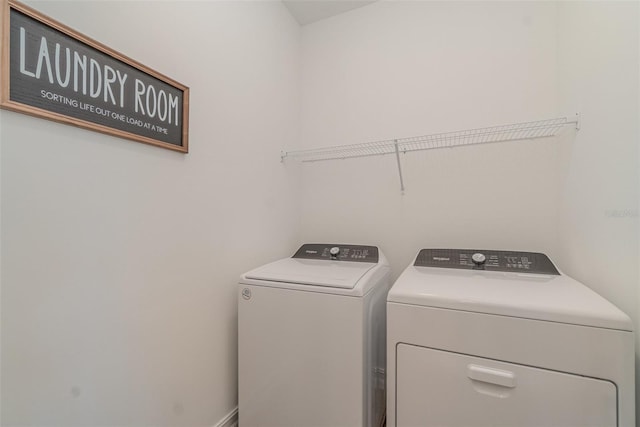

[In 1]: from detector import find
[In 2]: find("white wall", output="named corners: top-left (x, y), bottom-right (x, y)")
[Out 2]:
top-left (556, 1), bottom-right (639, 420)
top-left (297, 1), bottom-right (562, 276)
top-left (0, 1), bottom-right (300, 426)
top-left (296, 0), bottom-right (639, 418)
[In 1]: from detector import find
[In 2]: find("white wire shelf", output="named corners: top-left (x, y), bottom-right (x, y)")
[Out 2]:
top-left (282, 115), bottom-right (580, 163)
top-left (281, 114), bottom-right (580, 192)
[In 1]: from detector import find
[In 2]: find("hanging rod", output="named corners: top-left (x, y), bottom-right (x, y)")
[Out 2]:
top-left (281, 114), bottom-right (580, 163)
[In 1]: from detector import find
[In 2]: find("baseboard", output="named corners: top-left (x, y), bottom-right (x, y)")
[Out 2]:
top-left (214, 406), bottom-right (238, 427)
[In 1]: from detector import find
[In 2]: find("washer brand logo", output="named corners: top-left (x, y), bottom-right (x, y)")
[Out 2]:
top-left (433, 257), bottom-right (450, 261)
top-left (241, 288), bottom-right (252, 300)
top-left (305, 250), bottom-right (318, 254)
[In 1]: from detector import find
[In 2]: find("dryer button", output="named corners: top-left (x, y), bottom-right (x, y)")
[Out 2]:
top-left (472, 253), bottom-right (486, 266)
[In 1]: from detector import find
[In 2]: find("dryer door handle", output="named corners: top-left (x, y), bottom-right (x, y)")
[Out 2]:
top-left (467, 364), bottom-right (516, 388)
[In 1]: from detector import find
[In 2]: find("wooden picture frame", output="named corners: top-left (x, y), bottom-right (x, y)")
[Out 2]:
top-left (0, 0), bottom-right (189, 153)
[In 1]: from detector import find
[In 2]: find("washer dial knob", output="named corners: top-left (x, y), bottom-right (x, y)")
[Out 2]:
top-left (472, 252), bottom-right (486, 266)
top-left (329, 247), bottom-right (340, 257)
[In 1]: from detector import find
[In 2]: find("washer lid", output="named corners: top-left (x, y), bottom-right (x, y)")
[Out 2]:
top-left (244, 258), bottom-right (377, 289)
top-left (388, 265), bottom-right (633, 331)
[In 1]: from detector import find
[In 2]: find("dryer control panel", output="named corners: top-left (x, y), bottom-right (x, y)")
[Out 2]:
top-left (293, 244), bottom-right (379, 263)
top-left (414, 249), bottom-right (559, 275)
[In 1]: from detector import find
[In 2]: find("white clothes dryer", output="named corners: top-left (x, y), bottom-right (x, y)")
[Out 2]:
top-left (239, 244), bottom-right (391, 427)
top-left (387, 248), bottom-right (634, 427)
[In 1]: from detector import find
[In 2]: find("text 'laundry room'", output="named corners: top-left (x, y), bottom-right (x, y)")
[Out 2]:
top-left (1, 1), bottom-right (638, 426)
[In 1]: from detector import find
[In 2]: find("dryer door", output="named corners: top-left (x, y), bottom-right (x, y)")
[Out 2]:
top-left (396, 344), bottom-right (617, 427)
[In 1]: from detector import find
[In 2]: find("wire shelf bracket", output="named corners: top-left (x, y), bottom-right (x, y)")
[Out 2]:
top-left (282, 114), bottom-right (580, 191)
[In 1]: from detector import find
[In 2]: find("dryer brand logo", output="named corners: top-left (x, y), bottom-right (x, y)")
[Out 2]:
top-left (305, 250), bottom-right (318, 254)
top-left (241, 288), bottom-right (252, 300)
top-left (433, 257), bottom-right (450, 261)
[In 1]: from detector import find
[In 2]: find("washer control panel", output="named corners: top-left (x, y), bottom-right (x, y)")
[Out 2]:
top-left (292, 244), bottom-right (379, 263)
top-left (414, 249), bottom-right (559, 275)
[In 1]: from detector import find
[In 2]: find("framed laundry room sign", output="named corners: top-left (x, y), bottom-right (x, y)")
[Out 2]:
top-left (0, 0), bottom-right (189, 152)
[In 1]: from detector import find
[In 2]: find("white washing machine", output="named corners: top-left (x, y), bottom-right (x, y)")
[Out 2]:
top-left (239, 244), bottom-right (391, 427)
top-left (387, 248), bottom-right (634, 427)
